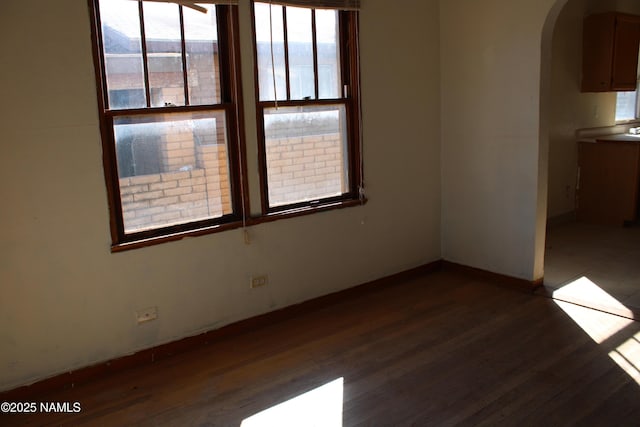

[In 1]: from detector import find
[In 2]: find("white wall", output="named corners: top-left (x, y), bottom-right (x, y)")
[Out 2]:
top-left (0, 0), bottom-right (441, 391)
top-left (440, 0), bottom-right (558, 280)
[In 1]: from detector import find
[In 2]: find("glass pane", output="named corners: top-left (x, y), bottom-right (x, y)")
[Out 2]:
top-left (255, 2), bottom-right (287, 101)
top-left (316, 9), bottom-right (341, 99)
top-left (287, 7), bottom-right (315, 100)
top-left (615, 90), bottom-right (638, 121)
top-left (143, 1), bottom-right (185, 107)
top-left (99, 0), bottom-right (146, 109)
top-left (264, 105), bottom-right (349, 207)
top-left (184, 5), bottom-right (221, 105)
top-left (114, 111), bottom-right (232, 233)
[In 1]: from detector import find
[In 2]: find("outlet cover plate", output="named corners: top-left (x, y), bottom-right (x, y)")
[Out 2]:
top-left (136, 306), bottom-right (158, 324)
top-left (250, 275), bottom-right (268, 288)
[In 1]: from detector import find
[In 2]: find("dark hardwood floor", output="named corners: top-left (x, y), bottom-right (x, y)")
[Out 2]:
top-left (2, 270), bottom-right (640, 426)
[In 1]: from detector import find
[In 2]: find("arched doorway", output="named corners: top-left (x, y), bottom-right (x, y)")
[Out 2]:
top-left (540, 0), bottom-right (640, 317)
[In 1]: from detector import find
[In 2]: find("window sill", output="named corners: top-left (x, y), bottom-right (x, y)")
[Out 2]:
top-left (110, 222), bottom-right (242, 253)
top-left (110, 197), bottom-right (367, 253)
top-left (614, 119), bottom-right (640, 125)
top-left (248, 197), bottom-right (367, 226)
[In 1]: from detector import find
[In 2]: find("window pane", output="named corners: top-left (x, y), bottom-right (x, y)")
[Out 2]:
top-left (184, 5), bottom-right (221, 105)
top-left (316, 9), bottom-right (341, 99)
top-left (616, 90), bottom-right (637, 121)
top-left (264, 105), bottom-right (349, 207)
top-left (99, 0), bottom-right (146, 109)
top-left (287, 7), bottom-right (315, 100)
top-left (255, 2), bottom-right (286, 101)
top-left (114, 111), bottom-right (232, 233)
top-left (143, 1), bottom-right (185, 107)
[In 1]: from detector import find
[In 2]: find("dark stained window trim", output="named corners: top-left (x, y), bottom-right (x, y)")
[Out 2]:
top-left (111, 197), bottom-right (367, 252)
top-left (88, 0), bottom-right (365, 252)
top-left (251, 1), bottom-right (363, 215)
top-left (89, 0), bottom-right (248, 248)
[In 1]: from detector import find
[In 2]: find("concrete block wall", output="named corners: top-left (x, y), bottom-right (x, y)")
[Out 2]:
top-left (187, 53), bottom-right (220, 105)
top-left (159, 118), bottom-right (198, 172)
top-left (119, 143), bottom-right (231, 232)
top-left (197, 144), bottom-right (232, 217)
top-left (120, 125), bottom-right (343, 230)
top-left (266, 132), bottom-right (345, 206)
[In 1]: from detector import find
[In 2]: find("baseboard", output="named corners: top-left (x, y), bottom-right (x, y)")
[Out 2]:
top-left (1, 259), bottom-right (543, 399)
top-left (0, 260), bottom-right (443, 400)
top-left (441, 261), bottom-right (542, 293)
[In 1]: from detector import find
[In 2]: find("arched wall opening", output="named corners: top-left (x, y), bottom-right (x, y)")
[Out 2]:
top-left (536, 0), bottom-right (570, 281)
top-left (538, 0), bottom-right (640, 281)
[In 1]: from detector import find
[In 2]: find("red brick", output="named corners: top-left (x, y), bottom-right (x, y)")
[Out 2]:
top-left (134, 206), bottom-right (166, 217)
top-left (162, 171), bottom-right (191, 181)
top-left (150, 181), bottom-right (179, 191)
top-left (134, 190), bottom-right (164, 202)
top-left (150, 196), bottom-right (179, 207)
top-left (129, 174), bottom-right (161, 185)
top-left (180, 192), bottom-right (207, 203)
top-left (164, 186), bottom-right (193, 197)
top-left (152, 211), bottom-right (182, 222)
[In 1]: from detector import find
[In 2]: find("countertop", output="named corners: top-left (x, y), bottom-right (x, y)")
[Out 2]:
top-left (580, 133), bottom-right (640, 143)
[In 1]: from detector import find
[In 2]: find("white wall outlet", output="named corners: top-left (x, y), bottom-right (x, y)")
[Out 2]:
top-left (136, 306), bottom-right (158, 324)
top-left (250, 275), bottom-right (268, 288)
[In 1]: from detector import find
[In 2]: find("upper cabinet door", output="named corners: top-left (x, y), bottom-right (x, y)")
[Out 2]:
top-left (581, 13), bottom-right (640, 92)
top-left (611, 15), bottom-right (640, 90)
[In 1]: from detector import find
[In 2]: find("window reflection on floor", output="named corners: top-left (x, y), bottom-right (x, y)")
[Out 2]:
top-left (552, 276), bottom-right (635, 331)
top-left (241, 377), bottom-right (343, 427)
top-left (609, 332), bottom-right (640, 385)
top-left (554, 277), bottom-right (640, 385)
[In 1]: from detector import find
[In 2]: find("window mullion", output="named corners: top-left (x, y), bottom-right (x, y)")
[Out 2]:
top-left (282, 6), bottom-right (291, 100)
top-left (311, 9), bottom-right (319, 100)
top-left (179, 5), bottom-right (190, 106)
top-left (138, 0), bottom-right (152, 108)
top-left (339, 11), bottom-right (348, 98)
top-left (217, 5), bottom-right (233, 103)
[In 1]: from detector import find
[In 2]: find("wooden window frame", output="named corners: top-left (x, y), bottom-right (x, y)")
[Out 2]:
top-left (251, 1), bottom-right (363, 216)
top-left (88, 0), bottom-right (364, 251)
top-left (88, 0), bottom-right (249, 251)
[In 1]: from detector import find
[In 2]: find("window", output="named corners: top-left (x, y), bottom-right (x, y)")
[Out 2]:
top-left (90, 0), bottom-right (245, 248)
top-left (615, 47), bottom-right (640, 122)
top-left (615, 89), bottom-right (639, 122)
top-left (90, 0), bottom-right (362, 250)
top-left (252, 1), bottom-right (362, 213)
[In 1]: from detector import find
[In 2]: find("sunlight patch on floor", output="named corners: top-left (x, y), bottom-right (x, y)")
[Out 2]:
top-left (552, 276), bottom-right (634, 343)
top-left (609, 332), bottom-right (640, 386)
top-left (553, 277), bottom-right (640, 385)
top-left (241, 377), bottom-right (344, 427)
top-left (552, 276), bottom-right (634, 320)
top-left (554, 299), bottom-right (633, 344)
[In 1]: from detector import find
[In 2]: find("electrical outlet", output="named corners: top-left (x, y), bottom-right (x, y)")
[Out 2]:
top-left (136, 306), bottom-right (158, 324)
top-left (250, 275), bottom-right (268, 288)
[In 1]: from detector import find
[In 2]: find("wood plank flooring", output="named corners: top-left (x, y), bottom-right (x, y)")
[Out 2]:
top-left (544, 221), bottom-right (640, 315)
top-left (2, 270), bottom-right (639, 426)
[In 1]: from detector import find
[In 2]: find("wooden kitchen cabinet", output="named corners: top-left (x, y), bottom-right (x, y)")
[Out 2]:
top-left (581, 12), bottom-right (640, 92)
top-left (577, 140), bottom-right (640, 225)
